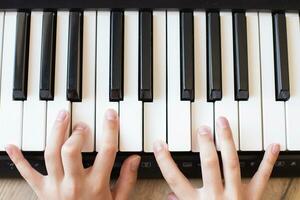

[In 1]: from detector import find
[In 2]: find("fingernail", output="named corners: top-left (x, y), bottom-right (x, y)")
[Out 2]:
top-left (271, 144), bottom-right (280, 155)
top-left (130, 156), bottom-right (141, 171)
top-left (57, 110), bottom-right (67, 122)
top-left (217, 117), bottom-right (229, 129)
top-left (167, 194), bottom-right (177, 200)
top-left (153, 140), bottom-right (167, 153)
top-left (74, 122), bottom-right (87, 131)
top-left (5, 145), bottom-right (14, 158)
top-left (105, 109), bottom-right (117, 121)
top-left (197, 126), bottom-right (211, 135)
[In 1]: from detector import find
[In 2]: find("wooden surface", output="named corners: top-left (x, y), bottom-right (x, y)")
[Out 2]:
top-left (0, 178), bottom-right (299, 199)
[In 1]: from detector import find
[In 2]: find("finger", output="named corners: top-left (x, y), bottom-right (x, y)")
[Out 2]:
top-left (61, 123), bottom-right (88, 177)
top-left (44, 110), bottom-right (70, 177)
top-left (216, 117), bottom-right (241, 192)
top-left (92, 109), bottom-right (118, 181)
top-left (112, 155), bottom-right (141, 200)
top-left (248, 144), bottom-right (280, 198)
top-left (6, 145), bottom-right (44, 192)
top-left (167, 192), bottom-right (179, 200)
top-left (153, 140), bottom-right (196, 200)
top-left (197, 126), bottom-right (223, 193)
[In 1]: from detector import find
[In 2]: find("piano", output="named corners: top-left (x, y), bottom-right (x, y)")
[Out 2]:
top-left (0, 0), bottom-right (300, 178)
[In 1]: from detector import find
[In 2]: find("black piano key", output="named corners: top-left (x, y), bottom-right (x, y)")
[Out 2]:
top-left (207, 12), bottom-right (222, 102)
top-left (67, 11), bottom-right (83, 102)
top-left (180, 11), bottom-right (194, 102)
top-left (13, 12), bottom-right (31, 101)
top-left (40, 12), bottom-right (56, 101)
top-left (273, 13), bottom-right (290, 101)
top-left (139, 10), bottom-right (153, 102)
top-left (233, 12), bottom-right (249, 101)
top-left (110, 11), bottom-right (124, 101)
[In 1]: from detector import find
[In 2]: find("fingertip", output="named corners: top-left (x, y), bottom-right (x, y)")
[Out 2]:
top-left (73, 122), bottom-right (89, 132)
top-left (197, 126), bottom-right (212, 138)
top-left (167, 192), bottom-right (178, 200)
top-left (153, 140), bottom-right (168, 154)
top-left (56, 110), bottom-right (69, 122)
top-left (51, 110), bottom-right (70, 141)
top-left (270, 143), bottom-right (280, 156)
top-left (5, 144), bottom-right (20, 160)
top-left (103, 110), bottom-right (119, 132)
top-left (105, 109), bottom-right (118, 121)
top-left (129, 155), bottom-right (141, 172)
top-left (216, 116), bottom-right (230, 129)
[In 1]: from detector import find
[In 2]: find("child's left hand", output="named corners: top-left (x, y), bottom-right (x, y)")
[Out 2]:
top-left (5, 109), bottom-right (140, 200)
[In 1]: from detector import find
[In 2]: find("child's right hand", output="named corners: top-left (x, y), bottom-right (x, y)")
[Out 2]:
top-left (5, 109), bottom-right (140, 200)
top-left (153, 117), bottom-right (280, 200)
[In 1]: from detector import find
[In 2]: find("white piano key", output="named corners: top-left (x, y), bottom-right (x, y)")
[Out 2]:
top-left (22, 12), bottom-right (46, 151)
top-left (167, 11), bottom-right (191, 151)
top-left (144, 11), bottom-right (167, 152)
top-left (0, 12), bottom-right (4, 99)
top-left (47, 11), bottom-right (71, 142)
top-left (72, 11), bottom-right (96, 152)
top-left (119, 11), bottom-right (142, 151)
top-left (215, 12), bottom-right (239, 150)
top-left (96, 11), bottom-right (119, 152)
top-left (0, 12), bottom-right (23, 150)
top-left (259, 12), bottom-right (286, 150)
top-left (285, 13), bottom-right (300, 150)
top-left (192, 11), bottom-right (214, 152)
top-left (239, 12), bottom-right (263, 151)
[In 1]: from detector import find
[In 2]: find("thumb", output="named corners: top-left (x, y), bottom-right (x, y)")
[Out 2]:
top-left (112, 155), bottom-right (141, 200)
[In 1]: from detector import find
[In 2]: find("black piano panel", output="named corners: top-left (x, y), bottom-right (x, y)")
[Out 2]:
top-left (0, 0), bottom-right (300, 10)
top-left (1, 152), bottom-right (300, 178)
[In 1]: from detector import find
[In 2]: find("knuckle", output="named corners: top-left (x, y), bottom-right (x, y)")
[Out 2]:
top-left (101, 144), bottom-right (117, 156)
top-left (71, 129), bottom-right (87, 139)
top-left (44, 148), bottom-right (58, 162)
top-left (90, 182), bottom-right (105, 194)
top-left (63, 180), bottom-right (80, 199)
top-left (259, 170), bottom-right (271, 181)
top-left (202, 156), bottom-right (218, 169)
top-left (165, 172), bottom-right (178, 188)
top-left (61, 142), bottom-right (79, 158)
top-left (227, 157), bottom-right (240, 170)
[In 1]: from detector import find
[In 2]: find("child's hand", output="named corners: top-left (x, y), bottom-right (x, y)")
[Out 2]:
top-left (5, 109), bottom-right (140, 200)
top-left (154, 117), bottom-right (280, 200)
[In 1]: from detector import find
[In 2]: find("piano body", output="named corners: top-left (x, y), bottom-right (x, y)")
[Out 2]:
top-left (0, 0), bottom-right (300, 178)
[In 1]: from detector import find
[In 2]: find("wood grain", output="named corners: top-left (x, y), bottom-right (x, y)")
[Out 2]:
top-left (0, 178), bottom-right (296, 200)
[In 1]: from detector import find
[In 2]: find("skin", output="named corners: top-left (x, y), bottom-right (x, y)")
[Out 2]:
top-left (6, 110), bottom-right (279, 200)
top-left (5, 109), bottom-right (140, 200)
top-left (153, 117), bottom-right (280, 200)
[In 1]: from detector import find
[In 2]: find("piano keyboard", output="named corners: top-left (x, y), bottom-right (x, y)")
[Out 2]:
top-left (0, 10), bottom-right (299, 153)
top-left (1, 5), bottom-right (300, 178)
